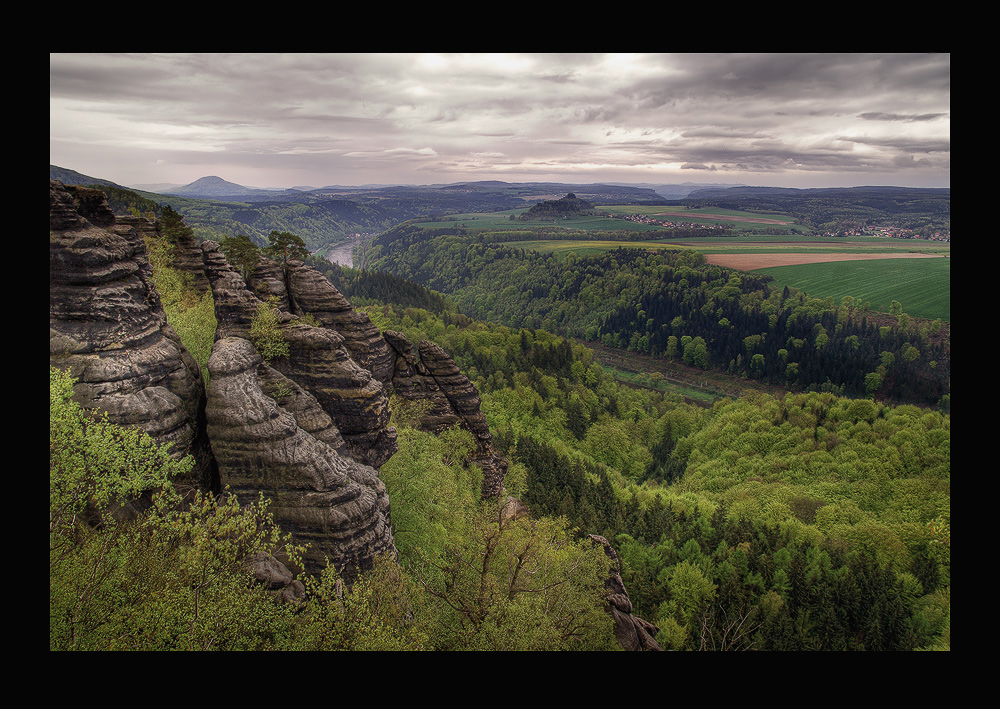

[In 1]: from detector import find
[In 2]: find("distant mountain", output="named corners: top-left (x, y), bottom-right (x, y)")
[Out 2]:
top-left (165, 176), bottom-right (268, 198)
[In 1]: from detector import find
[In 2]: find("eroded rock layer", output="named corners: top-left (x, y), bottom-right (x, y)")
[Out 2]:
top-left (285, 261), bottom-right (396, 386)
top-left (201, 240), bottom-right (398, 470)
top-left (384, 330), bottom-right (508, 498)
top-left (588, 534), bottom-right (663, 651)
top-left (49, 180), bottom-right (217, 492)
top-left (206, 337), bottom-right (395, 578)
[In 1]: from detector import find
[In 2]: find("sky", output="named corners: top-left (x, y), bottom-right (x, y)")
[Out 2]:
top-left (50, 53), bottom-right (950, 191)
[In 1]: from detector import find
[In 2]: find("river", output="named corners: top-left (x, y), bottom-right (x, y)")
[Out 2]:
top-left (324, 238), bottom-right (363, 268)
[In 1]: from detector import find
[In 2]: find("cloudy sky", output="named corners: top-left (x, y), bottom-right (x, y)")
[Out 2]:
top-left (50, 53), bottom-right (950, 190)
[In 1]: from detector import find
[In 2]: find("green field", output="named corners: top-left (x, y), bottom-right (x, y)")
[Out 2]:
top-left (754, 257), bottom-right (951, 322)
top-left (414, 204), bottom-right (802, 233)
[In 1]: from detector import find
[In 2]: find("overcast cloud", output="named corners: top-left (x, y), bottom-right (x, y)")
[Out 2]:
top-left (50, 53), bottom-right (950, 190)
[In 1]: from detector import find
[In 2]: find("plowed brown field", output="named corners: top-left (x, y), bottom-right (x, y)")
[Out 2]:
top-left (706, 252), bottom-right (947, 271)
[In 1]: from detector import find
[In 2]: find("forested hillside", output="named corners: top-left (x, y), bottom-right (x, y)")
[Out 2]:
top-left (317, 269), bottom-right (950, 650)
top-left (51, 188), bottom-right (950, 651)
top-left (365, 223), bottom-right (950, 408)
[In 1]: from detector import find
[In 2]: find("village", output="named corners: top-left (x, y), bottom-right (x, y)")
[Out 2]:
top-left (820, 225), bottom-right (951, 242)
top-left (611, 212), bottom-right (728, 230)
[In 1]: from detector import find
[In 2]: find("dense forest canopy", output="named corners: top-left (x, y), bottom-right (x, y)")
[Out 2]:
top-left (331, 287), bottom-right (951, 651)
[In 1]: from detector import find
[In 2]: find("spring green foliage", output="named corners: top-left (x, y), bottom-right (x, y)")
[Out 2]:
top-left (377, 408), bottom-right (617, 650)
top-left (364, 302), bottom-right (950, 650)
top-left (49, 367), bottom-right (192, 538)
top-left (281, 554), bottom-right (432, 650)
top-left (420, 501), bottom-right (616, 650)
top-left (50, 366), bottom-right (301, 650)
top-left (140, 210), bottom-right (217, 375)
top-left (250, 296), bottom-right (290, 363)
top-left (50, 366), bottom-right (620, 650)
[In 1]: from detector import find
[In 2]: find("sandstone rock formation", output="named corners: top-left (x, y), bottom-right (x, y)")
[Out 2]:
top-left (49, 181), bottom-right (657, 642)
top-left (201, 242), bottom-right (398, 469)
top-left (206, 336), bottom-right (395, 579)
top-left (284, 261), bottom-right (395, 386)
top-left (384, 330), bottom-right (508, 498)
top-left (49, 180), bottom-right (218, 493)
top-left (588, 534), bottom-right (663, 651)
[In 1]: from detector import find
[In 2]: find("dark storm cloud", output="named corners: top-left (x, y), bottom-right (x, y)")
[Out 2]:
top-left (50, 53), bottom-right (949, 188)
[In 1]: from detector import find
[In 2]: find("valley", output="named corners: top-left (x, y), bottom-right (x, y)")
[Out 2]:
top-left (50, 169), bottom-right (951, 651)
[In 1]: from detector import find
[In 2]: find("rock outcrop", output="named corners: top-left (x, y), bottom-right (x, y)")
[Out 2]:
top-left (201, 242), bottom-right (398, 470)
top-left (283, 261), bottom-right (396, 387)
top-left (384, 330), bottom-right (508, 498)
top-left (588, 534), bottom-right (663, 651)
top-left (49, 181), bottom-right (657, 646)
top-left (200, 240), bottom-right (398, 577)
top-left (49, 180), bottom-right (218, 493)
top-left (206, 336), bottom-right (395, 578)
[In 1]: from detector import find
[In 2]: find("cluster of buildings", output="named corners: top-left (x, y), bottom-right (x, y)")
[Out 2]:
top-left (613, 213), bottom-right (727, 230)
top-left (819, 225), bottom-right (950, 241)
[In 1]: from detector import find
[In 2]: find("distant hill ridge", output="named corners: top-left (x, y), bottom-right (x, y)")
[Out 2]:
top-left (519, 192), bottom-right (596, 220)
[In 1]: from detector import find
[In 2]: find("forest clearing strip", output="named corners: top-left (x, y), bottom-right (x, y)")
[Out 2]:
top-left (581, 339), bottom-right (786, 407)
top-left (706, 252), bottom-right (948, 270)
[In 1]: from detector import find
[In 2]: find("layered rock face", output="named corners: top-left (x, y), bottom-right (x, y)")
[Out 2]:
top-left (201, 241), bottom-right (399, 577)
top-left (384, 331), bottom-right (508, 498)
top-left (49, 180), bottom-right (218, 493)
top-left (588, 535), bottom-right (663, 651)
top-left (201, 243), bottom-right (398, 469)
top-left (206, 337), bottom-right (395, 578)
top-left (49, 181), bottom-right (655, 646)
top-left (283, 261), bottom-right (396, 386)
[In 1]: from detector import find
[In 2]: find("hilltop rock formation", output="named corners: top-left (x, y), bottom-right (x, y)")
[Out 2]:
top-left (232, 249), bottom-right (507, 498)
top-left (200, 240), bottom-right (398, 577)
top-left (206, 336), bottom-right (395, 578)
top-left (49, 181), bottom-right (656, 647)
top-left (49, 180), bottom-right (218, 493)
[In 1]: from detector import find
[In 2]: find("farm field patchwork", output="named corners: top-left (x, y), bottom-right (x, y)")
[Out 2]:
top-left (413, 206), bottom-right (951, 322)
top-left (705, 251), bottom-right (946, 269)
top-left (510, 235), bottom-right (950, 321)
top-left (751, 256), bottom-right (951, 322)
